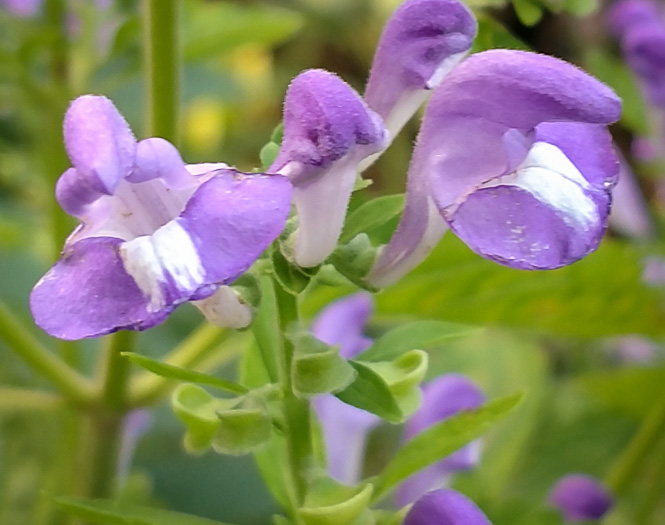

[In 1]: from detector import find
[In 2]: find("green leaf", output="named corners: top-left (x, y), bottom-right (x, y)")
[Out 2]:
top-left (371, 392), bottom-right (524, 501)
top-left (335, 361), bottom-right (404, 423)
top-left (341, 195), bottom-right (405, 244)
top-left (328, 234), bottom-right (378, 290)
top-left (298, 477), bottom-right (374, 525)
top-left (358, 320), bottom-right (478, 362)
top-left (123, 352), bottom-right (247, 395)
top-left (576, 365), bottom-right (665, 419)
top-left (512, 0), bottom-right (543, 26)
top-left (183, 3), bottom-right (303, 61)
top-left (376, 236), bottom-right (665, 338)
top-left (291, 333), bottom-right (357, 397)
top-left (55, 496), bottom-right (235, 525)
top-left (213, 407), bottom-right (272, 455)
top-left (260, 142), bottom-right (280, 171)
top-left (472, 14), bottom-right (530, 53)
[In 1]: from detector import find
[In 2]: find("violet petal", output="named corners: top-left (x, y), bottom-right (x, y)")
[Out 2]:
top-left (365, 0), bottom-right (476, 138)
top-left (404, 489), bottom-right (492, 525)
top-left (548, 474), bottom-right (614, 522)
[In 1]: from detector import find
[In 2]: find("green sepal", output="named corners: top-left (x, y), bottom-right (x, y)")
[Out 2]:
top-left (373, 507), bottom-right (409, 525)
top-left (272, 246), bottom-right (315, 295)
top-left (291, 333), bottom-right (357, 397)
top-left (335, 350), bottom-right (428, 423)
top-left (270, 122), bottom-right (284, 144)
top-left (297, 475), bottom-right (374, 525)
top-left (361, 350), bottom-right (428, 417)
top-left (260, 142), bottom-right (281, 171)
top-left (212, 405), bottom-right (272, 455)
top-left (230, 273), bottom-right (262, 313)
top-left (328, 234), bottom-right (379, 291)
top-left (171, 384), bottom-right (236, 454)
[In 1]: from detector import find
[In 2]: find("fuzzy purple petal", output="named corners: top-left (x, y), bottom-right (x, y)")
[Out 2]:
top-left (548, 474), bottom-right (614, 522)
top-left (404, 489), bottom-right (492, 525)
top-left (365, 0), bottom-right (476, 136)
top-left (270, 69), bottom-right (388, 267)
top-left (373, 50), bottom-right (621, 279)
top-left (30, 237), bottom-right (169, 340)
top-left (397, 375), bottom-right (485, 506)
top-left (311, 292), bottom-right (374, 359)
top-left (129, 138), bottom-right (195, 188)
top-left (63, 95), bottom-right (136, 197)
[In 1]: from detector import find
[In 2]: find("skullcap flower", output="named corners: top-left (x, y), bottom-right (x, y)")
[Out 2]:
top-left (31, 95), bottom-right (292, 340)
top-left (369, 49), bottom-right (621, 287)
top-left (1, 0), bottom-right (43, 17)
top-left (403, 489), bottom-right (492, 525)
top-left (606, 0), bottom-right (663, 37)
top-left (270, 69), bottom-right (388, 268)
top-left (364, 0), bottom-right (477, 141)
top-left (396, 374), bottom-right (485, 506)
top-left (548, 474), bottom-right (614, 522)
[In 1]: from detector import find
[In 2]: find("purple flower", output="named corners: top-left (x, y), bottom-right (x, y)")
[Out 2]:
top-left (403, 489), bottom-right (492, 525)
top-left (270, 70), bottom-right (388, 268)
top-left (311, 294), bottom-right (485, 491)
top-left (311, 293), bottom-right (378, 484)
top-left (368, 50), bottom-right (621, 287)
top-left (608, 0), bottom-right (665, 107)
top-left (396, 374), bottom-right (485, 506)
top-left (548, 474), bottom-right (614, 522)
top-left (364, 0), bottom-right (477, 141)
top-left (1, 0), bottom-right (43, 17)
top-left (30, 95), bottom-right (292, 340)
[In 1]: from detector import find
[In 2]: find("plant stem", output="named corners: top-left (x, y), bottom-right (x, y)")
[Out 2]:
top-left (0, 301), bottom-right (94, 406)
top-left (84, 331), bottom-right (136, 499)
top-left (273, 282), bottom-right (314, 512)
top-left (606, 388), bottom-right (665, 495)
top-left (143, 0), bottom-right (180, 143)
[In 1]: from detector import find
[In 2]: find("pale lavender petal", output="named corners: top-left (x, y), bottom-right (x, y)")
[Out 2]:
top-left (311, 292), bottom-right (374, 359)
top-left (371, 50), bottom-right (621, 281)
top-left (55, 167), bottom-right (107, 218)
top-left (270, 69), bottom-right (388, 267)
top-left (548, 474), bottom-right (613, 522)
top-left (397, 375), bottom-right (485, 506)
top-left (2, 0), bottom-right (43, 17)
top-left (30, 237), bottom-right (169, 340)
top-left (609, 156), bottom-right (654, 238)
top-left (63, 95), bottom-right (136, 197)
top-left (192, 285), bottom-right (253, 329)
top-left (313, 394), bottom-right (379, 484)
top-left (404, 489), bottom-right (492, 525)
top-left (129, 138), bottom-right (195, 189)
top-left (365, 0), bottom-right (476, 138)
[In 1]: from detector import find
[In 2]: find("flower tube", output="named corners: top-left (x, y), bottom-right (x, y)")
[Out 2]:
top-left (31, 96), bottom-right (292, 340)
top-left (548, 474), bottom-right (614, 522)
top-left (270, 69), bottom-right (388, 268)
top-left (369, 50), bottom-right (621, 287)
top-left (365, 0), bottom-right (477, 141)
top-left (403, 489), bottom-right (492, 525)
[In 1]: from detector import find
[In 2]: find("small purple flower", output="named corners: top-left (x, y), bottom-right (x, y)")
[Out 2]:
top-left (369, 50), bottom-right (621, 287)
top-left (548, 474), bottom-right (614, 522)
top-left (364, 0), bottom-right (477, 141)
top-left (30, 95), bottom-right (292, 340)
top-left (396, 374), bottom-right (485, 506)
top-left (403, 489), bottom-right (492, 525)
top-left (270, 69), bottom-right (388, 268)
top-left (1, 0), bottom-right (43, 17)
top-left (311, 292), bottom-right (378, 484)
top-left (608, 0), bottom-right (665, 107)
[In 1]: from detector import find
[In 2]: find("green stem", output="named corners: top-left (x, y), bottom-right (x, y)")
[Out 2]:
top-left (84, 331), bottom-right (136, 499)
top-left (0, 388), bottom-right (62, 412)
top-left (273, 281), bottom-right (314, 512)
top-left (606, 388), bottom-right (665, 495)
top-left (143, 0), bottom-right (180, 143)
top-left (0, 301), bottom-right (94, 406)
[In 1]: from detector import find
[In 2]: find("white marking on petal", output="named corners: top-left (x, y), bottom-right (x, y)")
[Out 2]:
top-left (193, 286), bottom-right (252, 329)
top-left (479, 142), bottom-right (598, 230)
top-left (425, 50), bottom-right (468, 90)
top-left (120, 221), bottom-right (205, 312)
